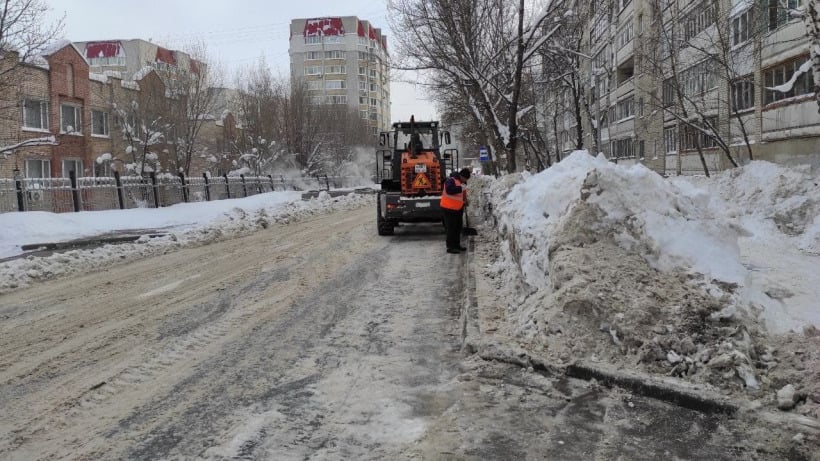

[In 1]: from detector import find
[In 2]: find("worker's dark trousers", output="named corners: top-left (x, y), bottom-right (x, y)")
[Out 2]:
top-left (443, 208), bottom-right (464, 249)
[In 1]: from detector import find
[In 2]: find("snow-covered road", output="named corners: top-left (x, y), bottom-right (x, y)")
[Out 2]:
top-left (0, 205), bottom-right (809, 459)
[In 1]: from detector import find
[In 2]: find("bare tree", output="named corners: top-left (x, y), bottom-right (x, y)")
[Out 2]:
top-left (387, 0), bottom-right (567, 173)
top-left (802, 0), bottom-right (820, 112)
top-left (167, 40), bottom-right (224, 175)
top-left (639, 0), bottom-right (748, 176)
top-left (113, 71), bottom-right (174, 175)
top-left (0, 0), bottom-right (63, 106)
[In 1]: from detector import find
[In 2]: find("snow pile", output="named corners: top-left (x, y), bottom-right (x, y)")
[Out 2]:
top-left (0, 191), bottom-right (371, 294)
top-left (476, 151), bottom-right (819, 414)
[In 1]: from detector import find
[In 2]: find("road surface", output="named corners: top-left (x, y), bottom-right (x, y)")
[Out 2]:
top-left (0, 206), bottom-right (804, 459)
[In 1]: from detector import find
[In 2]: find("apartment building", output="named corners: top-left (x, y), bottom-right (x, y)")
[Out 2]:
top-left (289, 16), bottom-right (391, 134)
top-left (71, 39), bottom-right (200, 87)
top-left (545, 0), bottom-right (819, 175)
top-left (0, 42), bottom-right (238, 180)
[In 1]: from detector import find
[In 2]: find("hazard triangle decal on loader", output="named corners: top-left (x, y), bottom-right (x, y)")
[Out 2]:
top-left (413, 173), bottom-right (430, 188)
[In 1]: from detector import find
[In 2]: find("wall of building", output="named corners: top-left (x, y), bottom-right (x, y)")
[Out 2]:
top-left (544, 0), bottom-right (819, 176)
top-left (289, 16), bottom-right (391, 133)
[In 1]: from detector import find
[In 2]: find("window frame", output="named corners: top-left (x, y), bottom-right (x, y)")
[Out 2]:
top-left (60, 103), bottom-right (83, 134)
top-left (763, 56), bottom-right (814, 105)
top-left (25, 158), bottom-right (51, 178)
top-left (61, 158), bottom-right (83, 178)
top-left (91, 109), bottom-right (110, 137)
top-left (731, 76), bottom-right (755, 112)
top-left (22, 99), bottom-right (49, 131)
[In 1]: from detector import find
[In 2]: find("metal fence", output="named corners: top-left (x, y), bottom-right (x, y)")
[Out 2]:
top-left (0, 172), bottom-right (365, 214)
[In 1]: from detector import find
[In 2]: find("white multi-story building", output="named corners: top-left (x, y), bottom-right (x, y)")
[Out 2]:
top-left (544, 0), bottom-right (819, 175)
top-left (289, 16), bottom-right (391, 134)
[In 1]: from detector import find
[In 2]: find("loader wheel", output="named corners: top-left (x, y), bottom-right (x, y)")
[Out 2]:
top-left (377, 212), bottom-right (394, 235)
top-left (376, 199), bottom-right (394, 235)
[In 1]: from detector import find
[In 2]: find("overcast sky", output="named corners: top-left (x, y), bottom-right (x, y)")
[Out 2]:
top-left (45, 0), bottom-right (438, 123)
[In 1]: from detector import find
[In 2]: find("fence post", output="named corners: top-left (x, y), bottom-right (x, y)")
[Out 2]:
top-left (203, 173), bottom-right (211, 201)
top-left (240, 174), bottom-right (248, 197)
top-left (14, 173), bottom-right (25, 212)
top-left (323, 174), bottom-right (330, 191)
top-left (257, 177), bottom-right (262, 194)
top-left (178, 172), bottom-right (188, 202)
top-left (114, 171), bottom-right (125, 209)
top-left (69, 170), bottom-right (81, 212)
top-left (149, 172), bottom-right (160, 208)
top-left (223, 174), bottom-right (230, 198)
top-left (268, 174), bottom-right (274, 192)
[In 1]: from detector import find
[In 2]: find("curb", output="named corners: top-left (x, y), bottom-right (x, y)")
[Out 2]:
top-left (0, 232), bottom-right (169, 263)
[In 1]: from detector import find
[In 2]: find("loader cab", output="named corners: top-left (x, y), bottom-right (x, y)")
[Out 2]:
top-left (376, 117), bottom-right (458, 190)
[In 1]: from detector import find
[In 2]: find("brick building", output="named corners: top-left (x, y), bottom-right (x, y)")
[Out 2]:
top-left (0, 42), bottom-right (239, 180)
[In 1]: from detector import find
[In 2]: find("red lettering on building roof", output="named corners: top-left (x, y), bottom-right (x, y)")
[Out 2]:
top-left (304, 17), bottom-right (344, 36)
top-left (85, 41), bottom-right (123, 59)
top-left (155, 47), bottom-right (176, 65)
top-left (357, 21), bottom-right (365, 37)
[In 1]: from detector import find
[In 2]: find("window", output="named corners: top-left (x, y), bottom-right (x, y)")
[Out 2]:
top-left (325, 80), bottom-right (346, 89)
top-left (681, 60), bottom-right (717, 97)
top-left (369, 69), bottom-right (377, 78)
top-left (618, 22), bottom-right (633, 49)
top-left (307, 80), bottom-right (323, 90)
top-left (88, 56), bottom-right (125, 66)
top-left (324, 65), bottom-right (346, 74)
top-left (617, 57), bottom-right (634, 85)
top-left (62, 158), bottom-right (83, 178)
top-left (592, 16), bottom-right (608, 43)
top-left (360, 110), bottom-right (369, 119)
top-left (663, 78), bottom-right (676, 106)
top-left (681, 117), bottom-right (718, 150)
top-left (359, 96), bottom-right (367, 105)
top-left (682, 1), bottom-right (716, 42)
top-left (369, 83), bottom-right (378, 92)
top-left (765, 0), bottom-right (802, 32)
top-left (23, 99), bottom-right (49, 130)
top-left (326, 95), bottom-right (347, 104)
top-left (309, 96), bottom-right (324, 104)
top-left (358, 51), bottom-right (368, 60)
top-left (324, 36), bottom-right (342, 44)
top-left (91, 109), bottom-right (109, 136)
top-left (612, 138), bottom-right (634, 158)
top-left (358, 81), bottom-right (367, 91)
top-left (764, 57), bottom-right (814, 104)
top-left (731, 9), bottom-right (752, 46)
top-left (95, 159), bottom-right (112, 177)
top-left (370, 98), bottom-right (377, 106)
top-left (358, 66), bottom-right (366, 75)
top-left (304, 66), bottom-right (322, 75)
top-left (593, 46), bottom-right (609, 71)
top-left (616, 96), bottom-right (634, 120)
top-left (731, 77), bottom-right (755, 111)
top-left (25, 159), bottom-right (51, 178)
top-left (305, 35), bottom-right (321, 45)
top-left (305, 51), bottom-right (322, 60)
top-left (325, 50), bottom-right (345, 59)
top-left (664, 126), bottom-right (678, 153)
top-left (60, 104), bottom-right (83, 134)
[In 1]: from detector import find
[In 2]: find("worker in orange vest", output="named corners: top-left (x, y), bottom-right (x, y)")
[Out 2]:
top-left (440, 168), bottom-right (471, 254)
